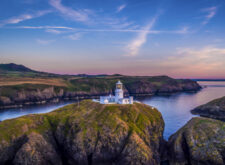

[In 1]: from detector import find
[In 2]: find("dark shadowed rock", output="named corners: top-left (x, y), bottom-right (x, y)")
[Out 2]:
top-left (0, 100), bottom-right (165, 165)
top-left (191, 96), bottom-right (225, 121)
top-left (168, 117), bottom-right (225, 165)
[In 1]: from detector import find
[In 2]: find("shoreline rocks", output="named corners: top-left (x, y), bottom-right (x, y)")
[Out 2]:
top-left (168, 117), bottom-right (225, 165)
top-left (191, 96), bottom-right (225, 121)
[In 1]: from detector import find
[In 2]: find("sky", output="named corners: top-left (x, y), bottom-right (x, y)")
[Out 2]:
top-left (0, 0), bottom-right (225, 79)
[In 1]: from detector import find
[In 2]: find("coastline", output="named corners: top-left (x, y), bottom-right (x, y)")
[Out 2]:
top-left (0, 89), bottom-right (201, 110)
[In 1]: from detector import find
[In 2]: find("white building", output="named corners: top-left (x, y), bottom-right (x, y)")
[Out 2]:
top-left (100, 81), bottom-right (133, 104)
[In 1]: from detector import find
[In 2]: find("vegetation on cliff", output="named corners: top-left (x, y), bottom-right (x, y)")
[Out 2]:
top-left (191, 96), bottom-right (225, 121)
top-left (168, 117), bottom-right (225, 165)
top-left (0, 100), bottom-right (164, 165)
top-left (0, 63), bottom-right (201, 109)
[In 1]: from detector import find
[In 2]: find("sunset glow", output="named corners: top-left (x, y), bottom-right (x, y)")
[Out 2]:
top-left (0, 0), bottom-right (225, 78)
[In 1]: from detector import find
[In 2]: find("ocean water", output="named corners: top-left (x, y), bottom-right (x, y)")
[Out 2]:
top-left (0, 81), bottom-right (225, 140)
top-left (137, 81), bottom-right (225, 139)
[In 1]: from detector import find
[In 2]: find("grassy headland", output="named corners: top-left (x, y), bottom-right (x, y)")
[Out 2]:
top-left (0, 63), bottom-right (201, 109)
top-left (0, 100), bottom-right (164, 165)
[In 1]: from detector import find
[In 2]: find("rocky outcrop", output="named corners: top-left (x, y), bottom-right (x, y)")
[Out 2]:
top-left (191, 96), bottom-right (225, 121)
top-left (168, 117), bottom-right (225, 165)
top-left (0, 86), bottom-right (64, 109)
top-left (0, 100), bottom-right (165, 165)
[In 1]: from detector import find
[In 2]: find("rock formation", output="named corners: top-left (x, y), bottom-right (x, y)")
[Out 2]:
top-left (191, 96), bottom-right (225, 121)
top-left (168, 117), bottom-right (225, 165)
top-left (0, 100), bottom-right (165, 165)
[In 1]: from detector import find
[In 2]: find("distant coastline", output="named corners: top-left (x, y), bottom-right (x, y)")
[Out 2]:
top-left (0, 63), bottom-right (201, 109)
top-left (193, 79), bottom-right (225, 81)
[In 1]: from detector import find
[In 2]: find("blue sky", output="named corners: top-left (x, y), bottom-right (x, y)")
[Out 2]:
top-left (0, 0), bottom-right (225, 78)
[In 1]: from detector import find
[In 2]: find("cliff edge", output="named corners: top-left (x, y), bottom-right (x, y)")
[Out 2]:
top-left (0, 100), bottom-right (164, 165)
top-left (191, 96), bottom-right (225, 121)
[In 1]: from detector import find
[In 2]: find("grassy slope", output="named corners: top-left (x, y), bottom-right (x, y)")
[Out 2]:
top-left (0, 100), bottom-right (164, 164)
top-left (0, 100), bottom-right (163, 143)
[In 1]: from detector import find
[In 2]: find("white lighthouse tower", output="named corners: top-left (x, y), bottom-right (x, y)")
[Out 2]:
top-left (115, 80), bottom-right (123, 102)
top-left (99, 80), bottom-right (133, 104)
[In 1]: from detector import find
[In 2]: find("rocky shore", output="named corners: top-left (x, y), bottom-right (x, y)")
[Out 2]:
top-left (191, 96), bottom-right (225, 121)
top-left (168, 117), bottom-right (225, 165)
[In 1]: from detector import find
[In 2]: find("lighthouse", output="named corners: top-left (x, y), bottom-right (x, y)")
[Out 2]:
top-left (99, 80), bottom-right (133, 104)
top-left (115, 80), bottom-right (123, 102)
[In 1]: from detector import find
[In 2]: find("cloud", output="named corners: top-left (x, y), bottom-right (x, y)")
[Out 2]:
top-left (125, 16), bottom-right (158, 56)
top-left (117, 4), bottom-right (127, 13)
top-left (161, 46), bottom-right (225, 72)
top-left (202, 6), bottom-right (217, 25)
top-left (36, 39), bottom-right (55, 45)
top-left (49, 0), bottom-right (90, 23)
top-left (17, 26), bottom-right (74, 30)
top-left (45, 29), bottom-right (64, 34)
top-left (14, 25), bottom-right (189, 34)
top-left (0, 10), bottom-right (51, 27)
top-left (175, 26), bottom-right (189, 34)
top-left (67, 33), bottom-right (82, 40)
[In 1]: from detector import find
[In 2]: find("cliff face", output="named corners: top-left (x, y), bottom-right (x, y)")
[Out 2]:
top-left (0, 86), bottom-right (65, 109)
top-left (191, 96), bottom-right (225, 121)
top-left (0, 100), bottom-right (165, 165)
top-left (0, 76), bottom-right (201, 109)
top-left (168, 117), bottom-right (225, 165)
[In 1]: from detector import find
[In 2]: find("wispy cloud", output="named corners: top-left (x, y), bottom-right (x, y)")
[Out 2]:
top-left (0, 10), bottom-right (51, 27)
top-left (202, 6), bottom-right (218, 25)
top-left (14, 25), bottom-right (190, 36)
top-left (49, 0), bottom-right (90, 23)
top-left (17, 26), bottom-right (74, 30)
top-left (125, 16), bottom-right (158, 56)
top-left (36, 39), bottom-right (55, 45)
top-left (67, 33), bottom-right (82, 40)
top-left (161, 46), bottom-right (225, 72)
top-left (45, 29), bottom-right (64, 34)
top-left (117, 4), bottom-right (127, 13)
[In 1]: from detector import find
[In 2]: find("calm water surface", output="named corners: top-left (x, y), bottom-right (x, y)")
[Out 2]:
top-left (137, 81), bottom-right (225, 139)
top-left (0, 81), bottom-right (225, 140)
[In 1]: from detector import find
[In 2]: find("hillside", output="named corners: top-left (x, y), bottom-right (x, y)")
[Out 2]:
top-left (0, 100), bottom-right (164, 165)
top-left (0, 63), bottom-right (35, 72)
top-left (0, 63), bottom-right (64, 78)
top-left (191, 96), bottom-right (225, 121)
top-left (0, 63), bottom-right (201, 109)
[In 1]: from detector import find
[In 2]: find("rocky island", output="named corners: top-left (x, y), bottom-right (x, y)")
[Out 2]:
top-left (191, 96), bottom-right (225, 121)
top-left (0, 100), bottom-right (164, 165)
top-left (168, 117), bottom-right (225, 165)
top-left (0, 63), bottom-right (201, 109)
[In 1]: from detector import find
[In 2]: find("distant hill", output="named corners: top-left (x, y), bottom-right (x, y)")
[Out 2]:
top-left (0, 63), bottom-right (36, 72)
